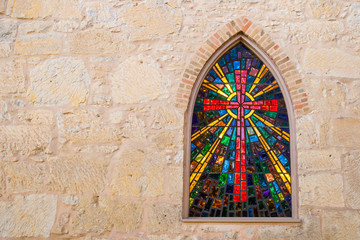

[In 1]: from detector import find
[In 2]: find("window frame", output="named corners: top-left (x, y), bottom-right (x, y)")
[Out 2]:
top-left (182, 33), bottom-right (300, 223)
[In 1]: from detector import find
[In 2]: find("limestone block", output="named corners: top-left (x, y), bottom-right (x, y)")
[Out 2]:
top-left (286, 20), bottom-right (344, 44)
top-left (346, 79), bottom-right (360, 117)
top-left (4, 162), bottom-right (47, 193)
top-left (343, 151), bottom-right (360, 209)
top-left (151, 105), bottom-right (183, 130)
top-left (0, 19), bottom-right (17, 42)
top-left (73, 196), bottom-right (142, 234)
top-left (120, 0), bottom-right (182, 40)
top-left (0, 194), bottom-right (57, 237)
top-left (53, 20), bottom-right (79, 32)
top-left (0, 126), bottom-right (52, 159)
top-left (0, 59), bottom-right (26, 94)
top-left (304, 48), bottom-right (360, 78)
top-left (296, 115), bottom-right (319, 149)
top-left (348, 3), bottom-right (360, 36)
top-left (17, 109), bottom-right (53, 124)
top-left (298, 149), bottom-right (341, 172)
top-left (68, 29), bottom-right (135, 55)
top-left (168, 167), bottom-right (183, 202)
top-left (110, 142), bottom-right (147, 197)
top-left (47, 155), bottom-right (109, 194)
top-left (18, 21), bottom-right (52, 35)
top-left (148, 203), bottom-right (181, 233)
top-left (299, 173), bottom-right (344, 207)
top-left (109, 110), bottom-right (124, 124)
top-left (27, 57), bottom-right (90, 106)
top-left (306, 78), bottom-right (346, 114)
top-left (329, 118), bottom-right (360, 147)
top-left (322, 210), bottom-right (360, 239)
top-left (308, 0), bottom-right (344, 19)
top-left (0, 42), bottom-right (11, 57)
top-left (257, 208), bottom-right (321, 240)
top-left (57, 109), bottom-right (123, 143)
top-left (122, 111), bottom-right (147, 140)
top-left (14, 33), bottom-right (62, 56)
top-left (82, 1), bottom-right (116, 29)
top-left (0, 0), bottom-right (4, 12)
top-left (146, 152), bottom-right (165, 197)
top-left (0, 169), bottom-right (3, 197)
top-left (111, 54), bottom-right (169, 104)
top-left (0, 100), bottom-right (10, 122)
top-left (6, 0), bottom-right (82, 19)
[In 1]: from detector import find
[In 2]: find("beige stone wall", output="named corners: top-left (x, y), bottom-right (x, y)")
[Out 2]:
top-left (0, 0), bottom-right (359, 239)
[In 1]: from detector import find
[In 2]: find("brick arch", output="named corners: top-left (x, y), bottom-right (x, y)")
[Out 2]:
top-left (176, 17), bottom-right (309, 117)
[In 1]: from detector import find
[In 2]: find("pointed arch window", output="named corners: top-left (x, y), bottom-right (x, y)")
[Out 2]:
top-left (184, 35), bottom-right (299, 222)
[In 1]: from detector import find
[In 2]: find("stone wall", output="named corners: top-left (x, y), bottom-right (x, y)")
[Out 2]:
top-left (0, 0), bottom-right (359, 239)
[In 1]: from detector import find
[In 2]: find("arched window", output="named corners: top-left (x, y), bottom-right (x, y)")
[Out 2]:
top-left (184, 34), bottom-right (298, 222)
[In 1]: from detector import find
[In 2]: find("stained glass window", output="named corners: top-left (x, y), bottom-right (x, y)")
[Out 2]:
top-left (189, 42), bottom-right (291, 218)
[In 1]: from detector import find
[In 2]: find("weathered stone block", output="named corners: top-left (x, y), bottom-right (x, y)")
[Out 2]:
top-left (57, 109), bottom-right (123, 143)
top-left (304, 48), bottom-right (360, 78)
top-left (343, 151), bottom-right (360, 209)
top-left (0, 0), bottom-right (5, 12)
top-left (111, 54), bottom-right (168, 104)
top-left (6, 0), bottom-right (82, 19)
top-left (0, 59), bottom-right (26, 94)
top-left (0, 194), bottom-right (57, 237)
top-left (0, 100), bottom-right (10, 122)
top-left (0, 125), bottom-right (52, 159)
top-left (308, 0), bottom-right (344, 19)
top-left (329, 118), bottom-right (360, 147)
top-left (68, 29), bottom-right (135, 55)
top-left (0, 42), bottom-right (11, 57)
top-left (296, 115), bottom-right (319, 149)
top-left (322, 210), bottom-right (360, 239)
top-left (18, 21), bottom-right (52, 35)
top-left (151, 105), bottom-right (183, 130)
top-left (306, 78), bottom-right (346, 114)
top-left (0, 19), bottom-right (17, 42)
top-left (148, 203), bottom-right (181, 233)
top-left (4, 162), bottom-right (47, 193)
top-left (47, 155), bottom-right (109, 194)
top-left (27, 57), bottom-right (89, 106)
top-left (73, 197), bottom-right (142, 234)
top-left (299, 173), bottom-right (344, 207)
top-left (17, 109), bottom-right (53, 124)
top-left (120, 0), bottom-right (182, 40)
top-left (298, 149), bottom-right (341, 172)
top-left (14, 34), bottom-right (62, 56)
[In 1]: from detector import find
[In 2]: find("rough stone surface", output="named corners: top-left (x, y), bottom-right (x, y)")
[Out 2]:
top-left (308, 0), bottom-right (345, 19)
top-left (57, 109), bottom-right (123, 143)
top-left (0, 194), bottom-right (57, 237)
top-left (322, 210), bottom-right (360, 240)
top-left (47, 155), bottom-right (109, 194)
top-left (18, 21), bottom-right (52, 35)
top-left (14, 34), bottom-right (62, 56)
top-left (111, 54), bottom-right (169, 104)
top-left (17, 109), bottom-right (53, 124)
top-left (0, 100), bottom-right (10, 122)
top-left (0, 126), bottom-right (52, 159)
top-left (73, 196), bottom-right (142, 234)
top-left (0, 0), bottom-right (5, 13)
top-left (120, 0), bottom-right (182, 40)
top-left (28, 57), bottom-right (90, 106)
top-left (148, 203), bottom-right (181, 233)
top-left (304, 48), bottom-right (360, 78)
top-left (4, 162), bottom-right (47, 193)
top-left (0, 59), bottom-right (26, 94)
top-left (0, 19), bottom-right (17, 42)
top-left (299, 173), bottom-right (344, 207)
top-left (0, 42), bottom-right (11, 57)
top-left (298, 149), bottom-right (341, 172)
top-left (6, 0), bottom-right (82, 19)
top-left (68, 29), bottom-right (135, 55)
top-left (329, 118), bottom-right (360, 147)
top-left (343, 151), bottom-right (360, 209)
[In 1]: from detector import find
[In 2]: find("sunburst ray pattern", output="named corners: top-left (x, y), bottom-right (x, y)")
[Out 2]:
top-left (190, 43), bottom-right (291, 218)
